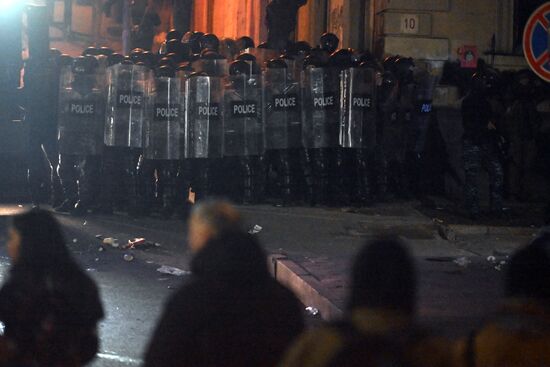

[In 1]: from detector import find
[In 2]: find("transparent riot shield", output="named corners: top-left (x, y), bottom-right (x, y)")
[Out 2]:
top-left (58, 73), bottom-right (105, 156)
top-left (243, 48), bottom-right (279, 69)
top-left (192, 59), bottom-right (229, 77)
top-left (105, 64), bottom-right (150, 148)
top-left (301, 66), bottom-right (340, 149)
top-left (95, 54), bottom-right (109, 92)
top-left (144, 77), bottom-right (183, 160)
top-left (184, 75), bottom-right (224, 159)
top-left (223, 74), bottom-right (264, 156)
top-left (263, 67), bottom-right (302, 150)
top-left (59, 63), bottom-right (74, 91)
top-left (339, 67), bottom-right (377, 149)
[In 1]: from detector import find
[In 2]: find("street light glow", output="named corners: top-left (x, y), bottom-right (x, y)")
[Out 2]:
top-left (0, 0), bottom-right (17, 9)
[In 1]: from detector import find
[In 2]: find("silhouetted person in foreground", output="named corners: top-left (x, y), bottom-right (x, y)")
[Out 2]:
top-left (452, 234), bottom-right (550, 367)
top-left (144, 201), bottom-right (304, 367)
top-left (280, 238), bottom-right (450, 367)
top-left (0, 209), bottom-right (104, 366)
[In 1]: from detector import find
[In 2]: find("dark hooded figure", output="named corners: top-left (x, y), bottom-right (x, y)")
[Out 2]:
top-left (145, 201), bottom-right (304, 367)
top-left (265, 0), bottom-right (307, 50)
top-left (0, 209), bottom-right (104, 366)
top-left (452, 233), bottom-right (550, 367)
top-left (280, 238), bottom-right (450, 367)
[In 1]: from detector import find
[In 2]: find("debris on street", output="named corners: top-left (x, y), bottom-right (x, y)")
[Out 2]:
top-left (157, 265), bottom-right (191, 277)
top-left (102, 237), bottom-right (120, 248)
top-left (124, 238), bottom-right (160, 250)
top-left (453, 257), bottom-right (471, 267)
top-left (248, 224), bottom-right (263, 234)
top-left (123, 254), bottom-right (134, 262)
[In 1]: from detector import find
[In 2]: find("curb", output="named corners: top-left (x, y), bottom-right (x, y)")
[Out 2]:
top-left (436, 222), bottom-right (539, 241)
top-left (268, 254), bottom-right (343, 321)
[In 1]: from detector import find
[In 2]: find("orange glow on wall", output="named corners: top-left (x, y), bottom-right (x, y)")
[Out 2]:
top-left (193, 0), bottom-right (268, 44)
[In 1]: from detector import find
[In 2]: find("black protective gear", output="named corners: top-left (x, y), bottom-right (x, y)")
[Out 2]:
top-left (319, 32), bottom-right (339, 54)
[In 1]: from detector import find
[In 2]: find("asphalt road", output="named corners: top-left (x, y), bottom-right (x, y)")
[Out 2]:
top-left (0, 203), bottom-right (536, 365)
top-left (0, 207), bottom-right (192, 367)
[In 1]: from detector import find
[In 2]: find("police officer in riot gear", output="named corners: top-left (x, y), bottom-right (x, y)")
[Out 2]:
top-left (263, 58), bottom-right (303, 205)
top-left (328, 48), bottom-right (356, 205)
top-left (25, 49), bottom-right (65, 208)
top-left (301, 55), bottom-right (340, 206)
top-left (140, 64), bottom-right (184, 217)
top-left (339, 59), bottom-right (379, 206)
top-left (223, 60), bottom-right (264, 203)
top-left (183, 70), bottom-right (224, 203)
top-left (462, 71), bottom-right (504, 219)
top-left (407, 63), bottom-right (437, 197)
top-left (100, 52), bottom-right (151, 215)
top-left (56, 56), bottom-right (104, 215)
top-left (504, 70), bottom-right (540, 202)
top-left (386, 56), bottom-right (415, 198)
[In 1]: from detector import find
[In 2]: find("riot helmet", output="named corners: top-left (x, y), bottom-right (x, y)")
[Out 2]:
top-left (236, 53), bottom-right (257, 63)
top-left (328, 48), bottom-right (355, 69)
top-left (156, 64), bottom-right (175, 78)
top-left (236, 36), bottom-right (255, 51)
top-left (130, 48), bottom-right (145, 63)
top-left (166, 29), bottom-right (183, 42)
top-left (220, 38), bottom-right (238, 59)
top-left (82, 47), bottom-right (100, 57)
top-left (141, 51), bottom-right (157, 69)
top-left (199, 33), bottom-right (220, 52)
top-left (73, 55), bottom-right (98, 75)
top-left (294, 41), bottom-right (312, 54)
top-left (59, 54), bottom-right (73, 68)
top-left (266, 58), bottom-right (288, 69)
top-left (185, 31), bottom-right (204, 54)
top-left (229, 60), bottom-right (252, 76)
top-left (159, 55), bottom-right (177, 69)
top-left (393, 57), bottom-right (415, 84)
top-left (98, 47), bottom-right (114, 56)
top-left (107, 53), bottom-right (125, 67)
top-left (320, 33), bottom-right (339, 54)
top-left (302, 55), bottom-right (324, 70)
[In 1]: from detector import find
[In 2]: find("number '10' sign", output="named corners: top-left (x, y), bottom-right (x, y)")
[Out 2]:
top-left (401, 14), bottom-right (419, 34)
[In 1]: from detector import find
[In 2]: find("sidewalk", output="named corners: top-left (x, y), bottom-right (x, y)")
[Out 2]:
top-left (243, 202), bottom-right (541, 336)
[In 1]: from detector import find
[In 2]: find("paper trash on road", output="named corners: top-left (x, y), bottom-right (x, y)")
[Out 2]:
top-left (248, 224), bottom-right (263, 234)
top-left (102, 237), bottom-right (120, 248)
top-left (157, 265), bottom-right (191, 277)
top-left (453, 257), bottom-right (471, 267)
top-left (125, 238), bottom-right (160, 250)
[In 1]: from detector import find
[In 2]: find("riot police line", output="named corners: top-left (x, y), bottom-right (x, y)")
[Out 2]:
top-left (46, 31), bottom-right (437, 217)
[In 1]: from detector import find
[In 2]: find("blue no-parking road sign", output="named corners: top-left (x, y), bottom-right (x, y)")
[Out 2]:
top-left (524, 2), bottom-right (550, 82)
